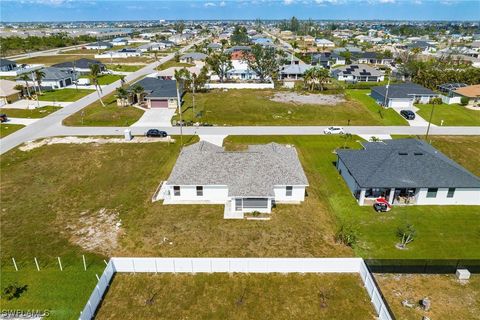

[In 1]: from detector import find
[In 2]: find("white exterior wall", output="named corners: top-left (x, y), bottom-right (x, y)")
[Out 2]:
top-left (167, 185), bottom-right (229, 204)
top-left (273, 186), bottom-right (306, 202)
top-left (416, 187), bottom-right (480, 205)
top-left (441, 95), bottom-right (462, 105)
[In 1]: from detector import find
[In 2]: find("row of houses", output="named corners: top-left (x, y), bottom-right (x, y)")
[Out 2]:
top-left (157, 138), bottom-right (479, 219)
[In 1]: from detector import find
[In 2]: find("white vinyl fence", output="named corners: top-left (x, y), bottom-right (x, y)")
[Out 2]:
top-left (205, 82), bottom-right (274, 89)
top-left (79, 258), bottom-right (393, 320)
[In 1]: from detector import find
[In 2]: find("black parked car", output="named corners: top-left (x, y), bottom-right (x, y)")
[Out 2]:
top-left (400, 110), bottom-right (415, 120)
top-left (146, 129), bottom-right (167, 137)
top-left (0, 114), bottom-right (8, 123)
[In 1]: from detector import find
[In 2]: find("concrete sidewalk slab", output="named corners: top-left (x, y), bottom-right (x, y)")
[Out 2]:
top-left (130, 109), bottom-right (175, 128)
top-left (6, 117), bottom-right (40, 125)
top-left (199, 134), bottom-right (227, 146)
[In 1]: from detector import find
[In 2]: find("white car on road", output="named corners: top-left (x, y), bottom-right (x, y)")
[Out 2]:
top-left (324, 126), bottom-right (345, 135)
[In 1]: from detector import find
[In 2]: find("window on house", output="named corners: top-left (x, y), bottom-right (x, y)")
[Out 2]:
top-left (426, 188), bottom-right (438, 198)
top-left (173, 186), bottom-right (180, 196)
top-left (286, 186), bottom-right (293, 197)
top-left (196, 186), bottom-right (203, 196)
top-left (447, 188), bottom-right (455, 198)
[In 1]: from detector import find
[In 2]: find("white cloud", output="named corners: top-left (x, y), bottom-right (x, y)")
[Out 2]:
top-left (378, 0), bottom-right (396, 3)
top-left (219, 1), bottom-right (226, 6)
top-left (283, 0), bottom-right (294, 4)
top-left (204, 2), bottom-right (216, 7)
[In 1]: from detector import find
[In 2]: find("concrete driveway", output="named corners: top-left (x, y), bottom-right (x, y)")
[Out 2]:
top-left (391, 105), bottom-right (434, 127)
top-left (130, 108), bottom-right (175, 128)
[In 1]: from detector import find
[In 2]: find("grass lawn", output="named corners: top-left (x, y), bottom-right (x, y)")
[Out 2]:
top-left (174, 89), bottom-right (407, 126)
top-left (96, 273), bottom-right (376, 320)
top-left (105, 64), bottom-right (143, 72)
top-left (97, 57), bottom-right (153, 64)
top-left (416, 103), bottom-right (480, 126)
top-left (62, 92), bottom-right (144, 126)
top-left (1, 267), bottom-right (105, 320)
top-left (0, 123), bottom-right (25, 138)
top-left (38, 89), bottom-right (95, 102)
top-left (156, 60), bottom-right (195, 71)
top-left (224, 135), bottom-right (480, 259)
top-left (15, 55), bottom-right (95, 66)
top-left (376, 274), bottom-right (480, 320)
top-left (0, 106), bottom-right (61, 118)
top-left (80, 74), bottom-right (122, 85)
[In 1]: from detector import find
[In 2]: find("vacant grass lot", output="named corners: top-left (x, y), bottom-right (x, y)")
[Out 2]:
top-left (156, 60), bottom-right (195, 71)
top-left (96, 273), bottom-right (376, 320)
top-left (38, 89), bottom-right (94, 102)
top-left (105, 64), bottom-right (143, 72)
top-left (0, 106), bottom-right (61, 118)
top-left (1, 268), bottom-right (104, 320)
top-left (0, 123), bottom-right (24, 138)
top-left (175, 89), bottom-right (407, 126)
top-left (224, 135), bottom-right (480, 259)
top-left (62, 92), bottom-right (144, 126)
top-left (16, 55), bottom-right (96, 65)
top-left (376, 274), bottom-right (480, 320)
top-left (79, 74), bottom-right (122, 85)
top-left (416, 103), bottom-right (480, 126)
top-left (97, 57), bottom-right (153, 64)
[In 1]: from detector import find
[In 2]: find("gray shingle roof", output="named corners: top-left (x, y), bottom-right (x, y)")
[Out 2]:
top-left (52, 58), bottom-right (105, 69)
top-left (133, 78), bottom-right (178, 98)
top-left (0, 59), bottom-right (17, 67)
top-left (180, 52), bottom-right (208, 60)
top-left (332, 64), bottom-right (384, 77)
top-left (337, 139), bottom-right (480, 188)
top-left (371, 83), bottom-right (437, 99)
top-left (22, 67), bottom-right (74, 81)
top-left (166, 141), bottom-right (309, 197)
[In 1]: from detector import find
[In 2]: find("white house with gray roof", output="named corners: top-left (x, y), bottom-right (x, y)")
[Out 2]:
top-left (336, 139), bottom-right (480, 206)
top-left (331, 64), bottom-right (384, 83)
top-left (160, 141), bottom-right (309, 219)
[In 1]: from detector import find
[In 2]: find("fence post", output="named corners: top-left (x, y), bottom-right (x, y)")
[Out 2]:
top-left (191, 259), bottom-right (194, 274)
top-left (173, 259), bottom-right (176, 273)
top-left (96, 274), bottom-right (100, 281)
top-left (12, 257), bottom-right (18, 271)
top-left (34, 257), bottom-right (40, 271)
top-left (57, 257), bottom-right (63, 271)
top-left (82, 255), bottom-right (87, 271)
top-left (155, 259), bottom-right (158, 274)
top-left (132, 259), bottom-right (135, 274)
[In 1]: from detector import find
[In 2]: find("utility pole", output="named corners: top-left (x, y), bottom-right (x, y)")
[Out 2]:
top-left (176, 79), bottom-right (183, 146)
top-left (192, 76), bottom-right (195, 116)
top-left (425, 99), bottom-right (437, 140)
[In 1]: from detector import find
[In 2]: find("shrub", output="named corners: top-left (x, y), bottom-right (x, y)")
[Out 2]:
top-left (335, 225), bottom-right (358, 247)
top-left (460, 96), bottom-right (469, 106)
top-left (3, 283), bottom-right (28, 300)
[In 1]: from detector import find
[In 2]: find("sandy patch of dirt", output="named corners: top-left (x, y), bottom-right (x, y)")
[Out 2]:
top-left (20, 136), bottom-right (174, 151)
top-left (271, 92), bottom-right (345, 105)
top-left (63, 208), bottom-right (122, 256)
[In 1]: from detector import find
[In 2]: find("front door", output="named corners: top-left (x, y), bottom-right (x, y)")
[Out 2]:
top-left (235, 199), bottom-right (242, 211)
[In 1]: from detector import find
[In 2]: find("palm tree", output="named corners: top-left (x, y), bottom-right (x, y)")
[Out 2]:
top-left (89, 64), bottom-right (104, 106)
top-left (131, 84), bottom-right (145, 106)
top-left (115, 87), bottom-right (129, 107)
top-left (20, 74), bottom-right (32, 99)
top-left (34, 70), bottom-right (45, 94)
top-left (315, 67), bottom-right (330, 92)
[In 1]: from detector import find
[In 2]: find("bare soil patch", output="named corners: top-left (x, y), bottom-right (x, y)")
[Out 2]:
top-left (19, 136), bottom-right (174, 151)
top-left (62, 208), bottom-right (122, 256)
top-left (270, 92), bottom-right (346, 106)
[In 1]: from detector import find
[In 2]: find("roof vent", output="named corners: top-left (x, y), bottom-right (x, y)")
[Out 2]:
top-left (414, 152), bottom-right (424, 156)
top-left (398, 152), bottom-right (408, 155)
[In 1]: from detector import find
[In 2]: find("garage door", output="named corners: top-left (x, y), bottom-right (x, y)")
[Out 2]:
top-left (150, 99), bottom-right (168, 108)
top-left (65, 78), bottom-right (72, 86)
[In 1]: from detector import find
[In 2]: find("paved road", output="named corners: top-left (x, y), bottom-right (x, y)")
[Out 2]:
top-left (31, 124), bottom-right (480, 140)
top-left (0, 38), bottom-right (206, 155)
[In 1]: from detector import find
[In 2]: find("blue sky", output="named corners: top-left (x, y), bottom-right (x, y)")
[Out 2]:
top-left (1, 0), bottom-right (479, 22)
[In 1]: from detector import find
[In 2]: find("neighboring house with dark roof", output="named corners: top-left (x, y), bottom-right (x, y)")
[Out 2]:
top-left (52, 58), bottom-right (106, 74)
top-left (17, 67), bottom-right (78, 89)
top-left (179, 52), bottom-right (208, 64)
top-left (160, 141), bottom-right (309, 219)
top-left (207, 42), bottom-right (222, 51)
top-left (311, 52), bottom-right (346, 68)
top-left (279, 64), bottom-right (313, 80)
top-left (0, 59), bottom-right (17, 72)
top-left (84, 41), bottom-right (113, 50)
top-left (371, 83), bottom-right (438, 108)
top-left (336, 139), bottom-right (480, 206)
top-left (407, 40), bottom-right (437, 54)
top-left (331, 64), bottom-right (385, 82)
top-left (351, 52), bottom-right (394, 66)
top-left (132, 77), bottom-right (180, 109)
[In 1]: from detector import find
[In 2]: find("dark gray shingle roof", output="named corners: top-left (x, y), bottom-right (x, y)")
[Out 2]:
top-left (0, 59), bottom-right (17, 67)
top-left (52, 58), bottom-right (105, 69)
top-left (337, 139), bottom-right (480, 188)
top-left (133, 78), bottom-right (178, 98)
top-left (167, 141), bottom-right (309, 197)
top-left (371, 83), bottom-right (437, 99)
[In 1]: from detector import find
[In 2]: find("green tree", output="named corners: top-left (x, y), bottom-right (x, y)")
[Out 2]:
top-left (89, 64), bottom-right (104, 106)
top-left (243, 44), bottom-right (279, 82)
top-left (34, 69), bottom-right (45, 94)
top-left (19, 74), bottom-right (32, 99)
top-left (115, 87), bottom-right (129, 107)
top-left (230, 25), bottom-right (249, 46)
top-left (131, 84), bottom-right (145, 106)
top-left (206, 51), bottom-right (233, 83)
